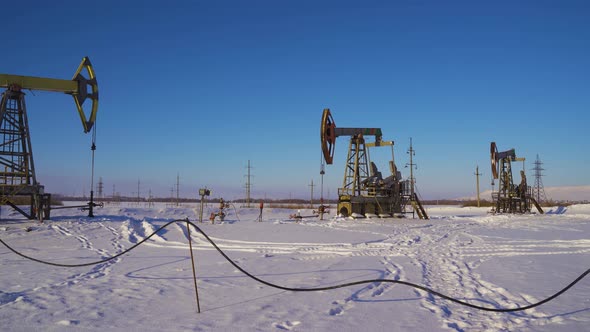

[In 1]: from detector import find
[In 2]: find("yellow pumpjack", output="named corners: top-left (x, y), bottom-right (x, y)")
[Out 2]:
top-left (0, 57), bottom-right (99, 221)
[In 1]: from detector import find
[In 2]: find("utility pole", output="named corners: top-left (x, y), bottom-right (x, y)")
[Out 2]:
top-left (176, 173), bottom-right (180, 207)
top-left (137, 179), bottom-right (141, 205)
top-left (320, 163), bottom-right (325, 203)
top-left (309, 179), bottom-right (315, 208)
top-left (406, 137), bottom-right (416, 197)
top-left (320, 162), bottom-right (325, 220)
top-left (406, 138), bottom-right (418, 219)
top-left (474, 166), bottom-right (482, 207)
top-left (198, 188), bottom-right (210, 223)
top-left (245, 160), bottom-right (253, 208)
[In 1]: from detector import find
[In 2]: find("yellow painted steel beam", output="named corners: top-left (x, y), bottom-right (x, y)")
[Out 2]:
top-left (0, 57), bottom-right (98, 133)
top-left (0, 75), bottom-right (77, 92)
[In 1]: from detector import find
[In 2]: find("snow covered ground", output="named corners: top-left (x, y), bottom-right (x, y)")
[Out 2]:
top-left (1, 202), bottom-right (589, 331)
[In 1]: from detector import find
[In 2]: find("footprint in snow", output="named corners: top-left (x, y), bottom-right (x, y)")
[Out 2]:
top-left (56, 320), bottom-right (80, 326)
top-left (273, 320), bottom-right (301, 330)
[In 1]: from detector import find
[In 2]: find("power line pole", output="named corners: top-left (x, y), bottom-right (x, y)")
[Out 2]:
top-left (176, 173), bottom-right (180, 207)
top-left (474, 165), bottom-right (482, 207)
top-left (406, 137), bottom-right (417, 196)
top-left (309, 179), bottom-right (315, 208)
top-left (137, 179), bottom-right (141, 205)
top-left (319, 162), bottom-right (326, 220)
top-left (531, 154), bottom-right (548, 203)
top-left (320, 163), bottom-right (325, 203)
top-left (245, 160), bottom-right (253, 208)
top-left (406, 138), bottom-right (418, 218)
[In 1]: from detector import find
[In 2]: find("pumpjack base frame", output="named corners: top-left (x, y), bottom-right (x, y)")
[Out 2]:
top-left (491, 193), bottom-right (543, 214)
top-left (337, 195), bottom-right (405, 218)
top-left (337, 193), bottom-right (429, 220)
top-left (2, 190), bottom-right (51, 221)
top-left (493, 197), bottom-right (530, 214)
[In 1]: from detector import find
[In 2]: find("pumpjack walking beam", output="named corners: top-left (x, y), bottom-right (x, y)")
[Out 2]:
top-left (0, 57), bottom-right (98, 221)
top-left (321, 109), bottom-right (383, 165)
top-left (0, 57), bottom-right (98, 133)
top-left (322, 109), bottom-right (388, 199)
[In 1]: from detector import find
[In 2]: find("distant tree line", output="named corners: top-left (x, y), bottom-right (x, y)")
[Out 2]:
top-left (53, 194), bottom-right (339, 205)
top-left (53, 194), bottom-right (585, 207)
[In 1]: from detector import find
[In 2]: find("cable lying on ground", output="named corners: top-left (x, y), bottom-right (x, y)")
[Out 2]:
top-left (0, 218), bottom-right (588, 313)
top-left (0, 219), bottom-right (184, 267)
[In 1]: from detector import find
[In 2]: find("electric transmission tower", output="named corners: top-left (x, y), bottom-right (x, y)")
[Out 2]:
top-left (97, 177), bottom-right (104, 200)
top-left (531, 154), bottom-right (547, 203)
top-left (244, 160), bottom-right (253, 208)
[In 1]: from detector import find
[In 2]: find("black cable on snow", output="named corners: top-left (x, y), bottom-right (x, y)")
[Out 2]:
top-left (0, 218), bottom-right (588, 313)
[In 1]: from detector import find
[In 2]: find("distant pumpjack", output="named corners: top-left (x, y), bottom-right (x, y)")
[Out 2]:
top-left (490, 142), bottom-right (543, 214)
top-left (320, 109), bottom-right (427, 219)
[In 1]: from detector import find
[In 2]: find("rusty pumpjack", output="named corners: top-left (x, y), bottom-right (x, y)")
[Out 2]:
top-left (320, 109), bottom-right (428, 219)
top-left (490, 142), bottom-right (543, 214)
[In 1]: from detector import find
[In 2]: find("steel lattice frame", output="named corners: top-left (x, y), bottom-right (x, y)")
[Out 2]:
top-left (0, 89), bottom-right (49, 220)
top-left (0, 90), bottom-right (37, 192)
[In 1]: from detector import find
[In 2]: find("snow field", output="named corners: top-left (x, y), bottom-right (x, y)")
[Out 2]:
top-left (1, 203), bottom-right (589, 331)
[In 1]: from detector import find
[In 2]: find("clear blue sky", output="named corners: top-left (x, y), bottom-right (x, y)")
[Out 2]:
top-left (2, 0), bottom-right (589, 200)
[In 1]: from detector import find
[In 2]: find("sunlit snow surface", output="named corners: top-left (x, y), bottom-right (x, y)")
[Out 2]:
top-left (1, 203), bottom-right (589, 331)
